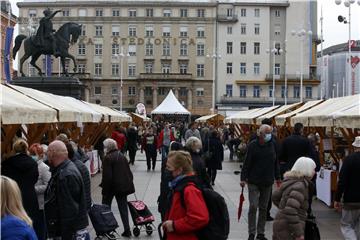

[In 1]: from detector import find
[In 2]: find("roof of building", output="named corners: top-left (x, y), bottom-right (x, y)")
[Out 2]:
top-left (317, 40), bottom-right (360, 57)
top-left (1, 1), bottom-right (17, 19)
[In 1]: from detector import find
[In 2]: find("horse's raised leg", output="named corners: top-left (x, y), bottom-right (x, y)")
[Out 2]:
top-left (62, 52), bottom-right (77, 73)
top-left (30, 53), bottom-right (43, 76)
top-left (19, 54), bottom-right (30, 77)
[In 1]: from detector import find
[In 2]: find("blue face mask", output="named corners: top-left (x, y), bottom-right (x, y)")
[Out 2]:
top-left (264, 133), bottom-right (272, 142)
top-left (31, 155), bottom-right (38, 161)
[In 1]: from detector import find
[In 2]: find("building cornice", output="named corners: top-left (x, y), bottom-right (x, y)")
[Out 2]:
top-left (235, 79), bottom-right (320, 85)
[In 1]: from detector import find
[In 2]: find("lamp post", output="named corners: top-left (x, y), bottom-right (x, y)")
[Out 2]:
top-left (335, 0), bottom-right (360, 95)
top-left (115, 47), bottom-right (130, 112)
top-left (291, 29), bottom-right (313, 102)
top-left (206, 51), bottom-right (221, 114)
top-left (266, 42), bottom-right (283, 106)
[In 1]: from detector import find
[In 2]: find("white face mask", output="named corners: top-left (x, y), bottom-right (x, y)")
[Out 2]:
top-left (195, 149), bottom-right (201, 153)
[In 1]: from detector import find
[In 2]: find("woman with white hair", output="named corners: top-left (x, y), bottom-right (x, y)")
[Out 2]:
top-left (100, 138), bottom-right (135, 238)
top-left (272, 157), bottom-right (316, 240)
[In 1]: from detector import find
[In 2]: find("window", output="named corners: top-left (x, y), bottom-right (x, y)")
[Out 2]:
top-left (306, 86), bottom-right (312, 98)
top-left (275, 63), bottom-right (280, 75)
top-left (95, 9), bottom-right (103, 17)
top-left (275, 24), bottom-right (281, 36)
top-left (255, 8), bottom-right (260, 17)
top-left (240, 42), bottom-right (246, 54)
top-left (180, 43), bottom-right (188, 56)
top-left (78, 44), bottom-right (85, 55)
top-left (253, 86), bottom-right (260, 98)
top-left (294, 86), bottom-right (300, 98)
top-left (129, 9), bottom-right (137, 17)
top-left (146, 8), bottom-right (153, 17)
top-left (197, 27), bottom-right (205, 38)
top-left (226, 63), bottom-right (233, 74)
top-left (197, 64), bottom-right (204, 77)
top-left (95, 44), bottom-right (102, 55)
top-left (128, 45), bottom-right (136, 56)
top-left (241, 24), bottom-right (246, 34)
top-left (180, 64), bottom-right (188, 74)
top-left (158, 87), bottom-right (167, 95)
top-left (81, 25), bottom-right (86, 36)
top-left (227, 26), bottom-right (232, 35)
top-left (145, 87), bottom-right (152, 96)
top-left (275, 43), bottom-right (281, 55)
top-left (111, 86), bottom-right (118, 95)
top-left (240, 8), bottom-right (246, 17)
top-left (112, 64), bottom-right (119, 76)
top-left (128, 64), bottom-right (136, 76)
top-left (94, 63), bottom-right (102, 76)
top-left (112, 9), bottom-right (120, 16)
top-left (112, 44), bottom-right (119, 55)
top-left (62, 9), bottom-right (70, 16)
top-left (28, 9), bottom-right (37, 18)
top-left (94, 86), bottom-right (101, 95)
top-left (128, 86), bottom-right (136, 96)
top-left (163, 43), bottom-right (170, 56)
top-left (226, 84), bottom-right (233, 97)
top-left (180, 87), bottom-right (187, 96)
top-left (180, 26), bottom-right (188, 37)
top-left (197, 9), bottom-right (205, 17)
top-left (254, 24), bottom-right (260, 35)
top-left (196, 88), bottom-right (204, 96)
top-left (145, 43), bottom-right (153, 56)
top-left (227, 8), bottom-right (233, 17)
top-left (145, 26), bottom-right (154, 37)
top-left (112, 25), bottom-right (120, 36)
top-left (129, 26), bottom-right (137, 36)
top-left (281, 86), bottom-right (287, 98)
top-left (240, 63), bottom-right (246, 74)
top-left (163, 26), bottom-right (171, 37)
top-left (275, 10), bottom-right (280, 17)
top-left (78, 9), bottom-right (87, 17)
top-left (163, 9), bottom-right (172, 17)
top-left (254, 63), bottom-right (260, 75)
top-left (227, 42), bottom-right (233, 54)
top-left (269, 86), bottom-right (274, 98)
top-left (180, 9), bottom-right (188, 17)
top-left (254, 42), bottom-right (260, 55)
top-left (240, 86), bottom-right (247, 97)
top-left (197, 43), bottom-right (205, 56)
top-left (145, 63), bottom-right (153, 73)
top-left (162, 63), bottom-right (171, 74)
top-left (95, 26), bottom-right (103, 36)
top-left (78, 64), bottom-right (86, 73)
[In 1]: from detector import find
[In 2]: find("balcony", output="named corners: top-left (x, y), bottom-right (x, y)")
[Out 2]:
top-left (139, 73), bottom-right (193, 80)
top-left (217, 14), bottom-right (238, 23)
top-left (220, 96), bottom-right (305, 106)
top-left (265, 74), bottom-right (317, 81)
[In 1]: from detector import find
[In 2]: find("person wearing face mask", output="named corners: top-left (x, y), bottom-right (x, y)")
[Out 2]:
top-left (240, 124), bottom-right (280, 240)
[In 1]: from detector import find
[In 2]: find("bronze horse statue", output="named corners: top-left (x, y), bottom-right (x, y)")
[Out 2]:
top-left (13, 22), bottom-right (82, 77)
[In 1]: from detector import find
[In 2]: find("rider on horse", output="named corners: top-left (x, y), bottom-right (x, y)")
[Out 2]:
top-left (35, 8), bottom-right (61, 56)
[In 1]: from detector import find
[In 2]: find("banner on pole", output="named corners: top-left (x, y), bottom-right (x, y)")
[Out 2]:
top-left (46, 55), bottom-right (52, 76)
top-left (4, 27), bottom-right (14, 83)
top-left (351, 56), bottom-right (360, 69)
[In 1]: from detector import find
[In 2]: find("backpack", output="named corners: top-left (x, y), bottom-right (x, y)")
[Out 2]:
top-left (175, 176), bottom-right (230, 240)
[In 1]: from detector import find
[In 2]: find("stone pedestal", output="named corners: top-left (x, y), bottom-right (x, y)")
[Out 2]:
top-left (11, 76), bottom-right (86, 100)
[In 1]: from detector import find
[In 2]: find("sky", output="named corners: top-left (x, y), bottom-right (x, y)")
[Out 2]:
top-left (7, 0), bottom-right (360, 53)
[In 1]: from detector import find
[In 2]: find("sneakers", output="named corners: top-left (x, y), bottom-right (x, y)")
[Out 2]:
top-left (121, 229), bottom-right (131, 237)
top-left (256, 234), bottom-right (268, 240)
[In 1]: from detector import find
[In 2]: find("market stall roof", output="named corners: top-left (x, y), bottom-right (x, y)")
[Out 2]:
top-left (332, 100), bottom-right (360, 128)
top-left (224, 108), bottom-right (262, 124)
top-left (256, 102), bottom-right (302, 125)
top-left (130, 112), bottom-right (151, 122)
top-left (231, 106), bottom-right (280, 124)
top-left (1, 84), bottom-right (57, 124)
top-left (275, 99), bottom-right (323, 126)
top-left (151, 90), bottom-right (191, 115)
top-left (290, 94), bottom-right (359, 127)
top-left (195, 113), bottom-right (225, 123)
top-left (85, 102), bottom-right (131, 123)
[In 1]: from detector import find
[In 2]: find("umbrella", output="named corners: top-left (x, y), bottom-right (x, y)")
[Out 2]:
top-left (238, 186), bottom-right (245, 222)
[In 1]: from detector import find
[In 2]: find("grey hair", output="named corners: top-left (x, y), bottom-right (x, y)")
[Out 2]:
top-left (258, 124), bottom-right (272, 136)
top-left (291, 157), bottom-right (316, 178)
top-left (103, 138), bottom-right (118, 154)
top-left (185, 136), bottom-right (202, 150)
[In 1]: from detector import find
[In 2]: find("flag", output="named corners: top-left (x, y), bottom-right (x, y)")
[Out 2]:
top-left (46, 55), bottom-right (52, 76)
top-left (351, 56), bottom-right (360, 69)
top-left (4, 27), bottom-right (14, 83)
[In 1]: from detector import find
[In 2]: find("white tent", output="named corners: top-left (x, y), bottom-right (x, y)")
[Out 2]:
top-left (231, 106), bottom-right (280, 124)
top-left (151, 90), bottom-right (190, 115)
top-left (224, 108), bottom-right (262, 124)
top-left (256, 102), bottom-right (302, 125)
top-left (84, 102), bottom-right (131, 123)
top-left (1, 84), bottom-right (58, 124)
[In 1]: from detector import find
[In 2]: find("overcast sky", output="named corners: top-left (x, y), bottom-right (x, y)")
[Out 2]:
top-left (8, 0), bottom-right (360, 49)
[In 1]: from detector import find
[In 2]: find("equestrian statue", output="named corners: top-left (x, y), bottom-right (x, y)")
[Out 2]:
top-left (13, 8), bottom-right (82, 77)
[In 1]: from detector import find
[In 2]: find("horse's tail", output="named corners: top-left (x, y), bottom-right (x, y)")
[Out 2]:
top-left (13, 35), bottom-right (27, 60)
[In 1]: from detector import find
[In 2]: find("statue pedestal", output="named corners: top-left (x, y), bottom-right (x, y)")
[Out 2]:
top-left (11, 76), bottom-right (86, 100)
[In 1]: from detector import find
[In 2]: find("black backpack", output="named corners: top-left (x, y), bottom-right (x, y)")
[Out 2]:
top-left (175, 176), bottom-right (230, 240)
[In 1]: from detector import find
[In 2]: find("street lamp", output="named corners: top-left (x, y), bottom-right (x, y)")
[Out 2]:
top-left (335, 0), bottom-right (359, 95)
top-left (206, 52), bottom-right (221, 114)
top-left (115, 47), bottom-right (130, 112)
top-left (266, 42), bottom-right (283, 106)
top-left (291, 29), bottom-right (313, 102)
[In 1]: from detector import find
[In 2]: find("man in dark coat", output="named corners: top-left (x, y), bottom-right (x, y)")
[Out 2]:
top-left (127, 125), bottom-right (138, 165)
top-left (203, 130), bottom-right (224, 186)
top-left (101, 138), bottom-right (135, 238)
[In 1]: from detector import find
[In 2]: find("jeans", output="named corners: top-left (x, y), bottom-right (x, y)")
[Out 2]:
top-left (341, 209), bottom-right (360, 240)
top-left (102, 193), bottom-right (130, 231)
top-left (146, 150), bottom-right (157, 170)
top-left (248, 184), bottom-right (272, 236)
top-left (207, 168), bottom-right (217, 183)
top-left (128, 149), bottom-right (136, 165)
top-left (161, 145), bottom-right (169, 163)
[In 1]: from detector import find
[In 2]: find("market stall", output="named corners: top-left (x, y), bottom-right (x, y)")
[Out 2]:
top-left (195, 113), bottom-right (225, 126)
top-left (129, 112), bottom-right (151, 125)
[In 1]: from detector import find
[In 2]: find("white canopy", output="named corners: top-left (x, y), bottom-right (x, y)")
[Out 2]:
top-left (275, 100), bottom-right (323, 126)
top-left (332, 101), bottom-right (360, 128)
top-left (291, 95), bottom-right (359, 127)
top-left (256, 102), bottom-right (302, 125)
top-left (195, 114), bottom-right (224, 123)
top-left (231, 106), bottom-right (280, 124)
top-left (151, 90), bottom-right (190, 115)
top-left (1, 84), bottom-right (57, 124)
top-left (224, 108), bottom-right (262, 124)
top-left (85, 102), bottom-right (131, 123)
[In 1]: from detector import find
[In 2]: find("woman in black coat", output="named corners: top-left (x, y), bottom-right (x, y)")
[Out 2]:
top-left (1, 138), bottom-right (41, 238)
top-left (203, 130), bottom-right (224, 185)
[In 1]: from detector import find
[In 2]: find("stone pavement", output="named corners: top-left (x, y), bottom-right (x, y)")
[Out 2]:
top-left (89, 150), bottom-right (343, 240)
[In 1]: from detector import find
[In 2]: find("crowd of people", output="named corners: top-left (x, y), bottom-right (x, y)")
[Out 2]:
top-left (1, 120), bottom-right (359, 240)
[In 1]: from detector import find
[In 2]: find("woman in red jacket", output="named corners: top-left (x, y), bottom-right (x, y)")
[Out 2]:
top-left (162, 151), bottom-right (209, 240)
